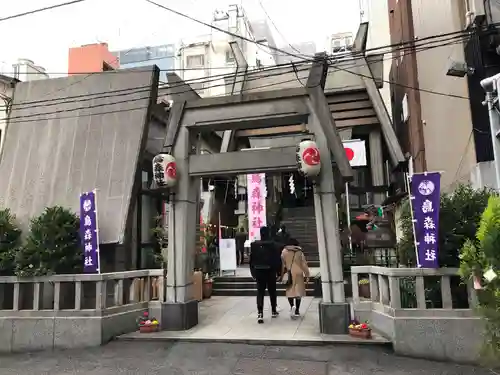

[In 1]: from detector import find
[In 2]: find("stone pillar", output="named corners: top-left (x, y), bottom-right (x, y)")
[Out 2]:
top-left (369, 129), bottom-right (386, 205)
top-left (163, 126), bottom-right (199, 331)
top-left (307, 110), bottom-right (350, 334)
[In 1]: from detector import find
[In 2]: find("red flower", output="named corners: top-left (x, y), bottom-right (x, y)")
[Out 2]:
top-left (143, 311), bottom-right (149, 317)
top-left (360, 323), bottom-right (368, 329)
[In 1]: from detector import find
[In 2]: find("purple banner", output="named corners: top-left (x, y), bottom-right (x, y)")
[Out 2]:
top-left (410, 172), bottom-right (441, 268)
top-left (80, 191), bottom-right (100, 273)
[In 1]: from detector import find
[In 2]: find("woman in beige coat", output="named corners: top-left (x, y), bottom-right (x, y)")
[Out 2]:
top-left (281, 238), bottom-right (310, 319)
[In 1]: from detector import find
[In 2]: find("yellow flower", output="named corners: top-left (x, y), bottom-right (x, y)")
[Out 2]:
top-left (348, 324), bottom-right (354, 328)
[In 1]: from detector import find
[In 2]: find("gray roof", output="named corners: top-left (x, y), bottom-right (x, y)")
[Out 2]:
top-left (0, 66), bottom-right (159, 244)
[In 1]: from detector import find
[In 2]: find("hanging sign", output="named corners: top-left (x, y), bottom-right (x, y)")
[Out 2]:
top-left (79, 190), bottom-right (101, 274)
top-left (409, 172), bottom-right (441, 268)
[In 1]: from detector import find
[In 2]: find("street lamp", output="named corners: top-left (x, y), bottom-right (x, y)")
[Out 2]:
top-left (480, 74), bottom-right (500, 190)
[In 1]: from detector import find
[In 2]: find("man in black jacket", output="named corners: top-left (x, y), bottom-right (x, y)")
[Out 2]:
top-left (249, 226), bottom-right (282, 323)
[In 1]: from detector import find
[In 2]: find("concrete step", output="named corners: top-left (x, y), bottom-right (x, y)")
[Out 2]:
top-left (213, 276), bottom-right (320, 297)
top-left (212, 289), bottom-right (316, 297)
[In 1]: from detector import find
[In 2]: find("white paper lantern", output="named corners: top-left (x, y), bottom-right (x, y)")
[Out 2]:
top-left (152, 153), bottom-right (178, 188)
top-left (296, 140), bottom-right (321, 178)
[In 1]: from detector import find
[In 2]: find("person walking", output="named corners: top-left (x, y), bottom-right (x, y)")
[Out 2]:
top-left (281, 238), bottom-right (310, 319)
top-left (274, 224), bottom-right (290, 249)
top-left (249, 226), bottom-right (282, 324)
top-left (235, 227), bottom-right (247, 266)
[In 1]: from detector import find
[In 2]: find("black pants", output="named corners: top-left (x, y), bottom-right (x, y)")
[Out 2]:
top-left (237, 247), bottom-right (245, 265)
top-left (254, 269), bottom-right (277, 314)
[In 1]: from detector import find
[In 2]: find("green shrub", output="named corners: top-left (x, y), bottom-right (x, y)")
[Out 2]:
top-left (15, 206), bottom-right (82, 277)
top-left (459, 196), bottom-right (500, 365)
top-left (0, 208), bottom-right (22, 276)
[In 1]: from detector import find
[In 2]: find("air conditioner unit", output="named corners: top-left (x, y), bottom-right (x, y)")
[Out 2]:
top-left (465, 0), bottom-right (486, 28)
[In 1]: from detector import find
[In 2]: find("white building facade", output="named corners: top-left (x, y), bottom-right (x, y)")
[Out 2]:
top-left (358, 0), bottom-right (392, 119)
top-left (177, 5), bottom-right (276, 97)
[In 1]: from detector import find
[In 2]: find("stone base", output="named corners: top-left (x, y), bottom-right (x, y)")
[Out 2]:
top-left (319, 302), bottom-right (350, 334)
top-left (160, 300), bottom-right (199, 331)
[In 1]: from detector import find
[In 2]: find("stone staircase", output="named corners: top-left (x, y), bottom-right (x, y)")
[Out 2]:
top-left (280, 206), bottom-right (320, 267)
top-left (212, 275), bottom-right (317, 296)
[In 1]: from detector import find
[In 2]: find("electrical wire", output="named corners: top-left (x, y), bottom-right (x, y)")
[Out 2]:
top-left (0, 0), bottom-right (86, 22)
top-left (5, 67), bottom-right (314, 124)
top-left (1, 30), bottom-right (476, 113)
top-left (0, 24), bottom-right (484, 117)
top-left (0, 35), bottom-right (474, 120)
top-left (4, 61), bottom-right (311, 110)
top-left (3, 14), bottom-right (487, 111)
top-left (257, 0), bottom-right (303, 56)
top-left (144, 0), bottom-right (315, 63)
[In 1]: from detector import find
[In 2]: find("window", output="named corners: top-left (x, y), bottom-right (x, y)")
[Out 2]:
top-left (345, 37), bottom-right (353, 46)
top-left (186, 54), bottom-right (204, 68)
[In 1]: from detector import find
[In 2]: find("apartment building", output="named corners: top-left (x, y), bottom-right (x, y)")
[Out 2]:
top-left (177, 5), bottom-right (276, 97)
top-left (388, 0), bottom-right (475, 189)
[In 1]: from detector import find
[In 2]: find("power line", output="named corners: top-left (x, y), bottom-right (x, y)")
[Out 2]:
top-left (144, 0), bottom-right (314, 63)
top-left (6, 66), bottom-right (312, 123)
top-left (257, 0), bottom-right (303, 56)
top-left (0, 0), bottom-right (86, 22)
top-left (5, 70), bottom-right (314, 125)
top-left (0, 32), bottom-right (476, 113)
top-left (5, 61), bottom-right (310, 109)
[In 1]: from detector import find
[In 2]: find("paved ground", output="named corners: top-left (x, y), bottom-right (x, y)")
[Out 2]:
top-left (0, 341), bottom-right (493, 374)
top-left (121, 296), bottom-right (386, 344)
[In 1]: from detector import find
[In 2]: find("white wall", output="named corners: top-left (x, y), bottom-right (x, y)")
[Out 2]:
top-left (411, 0), bottom-right (475, 189)
top-left (360, 0), bottom-right (392, 119)
top-left (178, 6), bottom-right (275, 98)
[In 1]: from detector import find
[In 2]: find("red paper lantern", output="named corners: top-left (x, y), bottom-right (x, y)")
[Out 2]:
top-left (296, 140), bottom-right (321, 178)
top-left (152, 153), bottom-right (178, 188)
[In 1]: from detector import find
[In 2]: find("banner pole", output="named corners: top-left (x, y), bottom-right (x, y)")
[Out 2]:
top-left (93, 189), bottom-right (101, 274)
top-left (345, 182), bottom-right (353, 252)
top-left (405, 173), bottom-right (421, 267)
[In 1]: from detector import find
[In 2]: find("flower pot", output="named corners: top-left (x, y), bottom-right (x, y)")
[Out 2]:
top-left (349, 328), bottom-right (372, 339)
top-left (203, 281), bottom-right (213, 299)
top-left (139, 324), bottom-right (159, 333)
top-left (359, 283), bottom-right (370, 299)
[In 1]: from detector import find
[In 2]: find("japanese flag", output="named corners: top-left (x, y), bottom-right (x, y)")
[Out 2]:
top-left (343, 140), bottom-right (367, 167)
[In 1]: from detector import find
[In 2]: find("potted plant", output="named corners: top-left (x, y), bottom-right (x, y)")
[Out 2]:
top-left (137, 311), bottom-right (160, 333)
top-left (203, 273), bottom-right (213, 299)
top-left (348, 319), bottom-right (371, 339)
top-left (358, 278), bottom-right (370, 299)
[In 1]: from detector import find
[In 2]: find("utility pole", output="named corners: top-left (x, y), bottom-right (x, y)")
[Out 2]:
top-left (480, 74), bottom-right (500, 190)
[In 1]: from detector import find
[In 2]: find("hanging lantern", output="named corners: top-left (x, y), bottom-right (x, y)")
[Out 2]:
top-left (296, 140), bottom-right (321, 178)
top-left (152, 153), bottom-right (178, 188)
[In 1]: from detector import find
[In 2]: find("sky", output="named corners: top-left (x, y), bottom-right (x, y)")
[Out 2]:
top-left (0, 0), bottom-right (361, 76)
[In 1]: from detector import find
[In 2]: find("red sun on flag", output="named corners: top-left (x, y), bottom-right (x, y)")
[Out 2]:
top-left (345, 147), bottom-right (354, 161)
top-left (342, 140), bottom-right (367, 167)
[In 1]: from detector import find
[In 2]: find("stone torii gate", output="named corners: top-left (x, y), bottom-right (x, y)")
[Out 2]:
top-left (157, 24), bottom-right (404, 334)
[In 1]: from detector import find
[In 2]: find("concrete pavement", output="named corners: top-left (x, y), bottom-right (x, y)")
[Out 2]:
top-left (120, 296), bottom-right (388, 345)
top-left (0, 341), bottom-right (492, 374)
